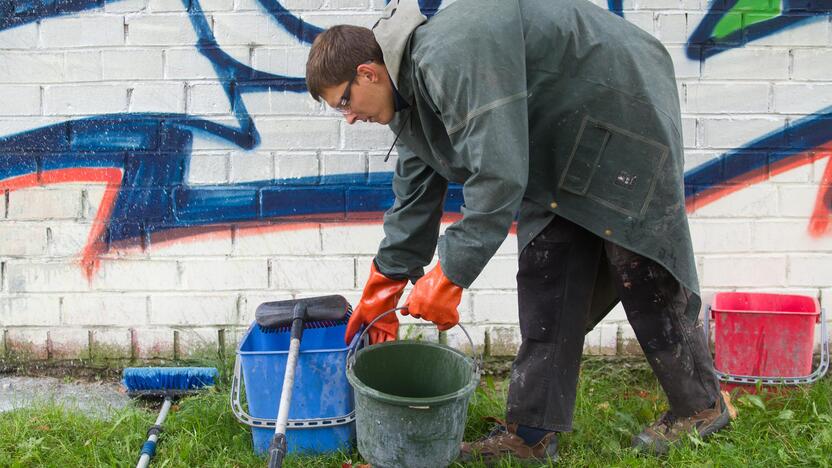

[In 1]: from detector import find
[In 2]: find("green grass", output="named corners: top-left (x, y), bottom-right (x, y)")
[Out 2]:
top-left (1, 357), bottom-right (830, 467)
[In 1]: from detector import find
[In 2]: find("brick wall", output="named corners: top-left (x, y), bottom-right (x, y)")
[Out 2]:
top-left (0, 0), bottom-right (830, 361)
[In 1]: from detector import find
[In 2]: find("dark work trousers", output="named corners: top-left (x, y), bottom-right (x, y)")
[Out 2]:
top-left (505, 216), bottom-right (721, 432)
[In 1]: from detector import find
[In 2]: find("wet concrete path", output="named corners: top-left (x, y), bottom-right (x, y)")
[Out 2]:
top-left (0, 376), bottom-right (130, 418)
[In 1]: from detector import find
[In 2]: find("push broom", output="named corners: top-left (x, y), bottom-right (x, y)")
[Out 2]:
top-left (122, 366), bottom-right (219, 468)
top-left (254, 295), bottom-right (351, 468)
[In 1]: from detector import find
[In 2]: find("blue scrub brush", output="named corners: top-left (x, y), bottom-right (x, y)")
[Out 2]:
top-left (122, 367), bottom-right (218, 468)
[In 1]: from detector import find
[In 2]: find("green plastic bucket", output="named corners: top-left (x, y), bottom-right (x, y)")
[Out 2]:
top-left (346, 313), bottom-right (480, 468)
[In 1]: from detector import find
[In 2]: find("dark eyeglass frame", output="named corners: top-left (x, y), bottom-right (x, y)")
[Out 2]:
top-left (335, 72), bottom-right (358, 114)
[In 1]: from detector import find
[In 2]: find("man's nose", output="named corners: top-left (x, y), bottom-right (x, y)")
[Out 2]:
top-left (345, 113), bottom-right (359, 125)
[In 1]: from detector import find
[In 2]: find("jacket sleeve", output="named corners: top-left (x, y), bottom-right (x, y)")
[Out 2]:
top-left (374, 139), bottom-right (448, 283)
top-left (413, 15), bottom-right (529, 288)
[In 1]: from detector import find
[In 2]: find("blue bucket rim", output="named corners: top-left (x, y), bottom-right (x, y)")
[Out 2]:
top-left (236, 322), bottom-right (351, 356)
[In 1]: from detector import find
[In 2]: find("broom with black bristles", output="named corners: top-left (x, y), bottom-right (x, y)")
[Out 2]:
top-left (122, 366), bottom-right (219, 468)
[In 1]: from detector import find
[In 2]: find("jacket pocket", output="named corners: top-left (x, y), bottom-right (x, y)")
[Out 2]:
top-left (558, 115), bottom-right (668, 218)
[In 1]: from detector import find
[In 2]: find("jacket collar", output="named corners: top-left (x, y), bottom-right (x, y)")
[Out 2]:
top-left (372, 0), bottom-right (426, 89)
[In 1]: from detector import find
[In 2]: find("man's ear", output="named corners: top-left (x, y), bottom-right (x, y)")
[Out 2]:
top-left (356, 62), bottom-right (379, 83)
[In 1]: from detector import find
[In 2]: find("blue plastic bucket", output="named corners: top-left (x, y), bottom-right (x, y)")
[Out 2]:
top-left (235, 322), bottom-right (355, 455)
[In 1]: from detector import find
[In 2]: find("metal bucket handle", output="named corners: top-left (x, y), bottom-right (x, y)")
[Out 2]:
top-left (704, 306), bottom-right (829, 385)
top-left (346, 307), bottom-right (482, 375)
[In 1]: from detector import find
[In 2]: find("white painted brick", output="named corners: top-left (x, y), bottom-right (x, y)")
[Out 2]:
top-left (3, 295), bottom-right (61, 326)
top-left (469, 257), bottom-right (518, 290)
top-left (5, 329), bottom-right (49, 360)
top-left (0, 224), bottom-right (48, 256)
top-left (258, 119), bottom-right (340, 150)
top-left (177, 327), bottom-right (222, 357)
top-left (6, 262), bottom-right (90, 293)
top-left (368, 152), bottom-right (398, 177)
top-left (285, 47), bottom-right (310, 76)
top-left (0, 86), bottom-right (41, 116)
top-left (230, 151), bottom-right (275, 182)
top-left (700, 117), bottom-right (786, 149)
top-left (637, 0), bottom-right (698, 8)
top-left (822, 288), bottom-right (832, 314)
top-left (250, 48), bottom-right (289, 77)
top-left (471, 292), bottom-right (518, 324)
top-left (105, 0), bottom-right (148, 12)
top-left (342, 121), bottom-right (395, 150)
top-left (770, 155), bottom-right (813, 183)
top-left (777, 184), bottom-right (821, 217)
top-left (702, 48), bottom-right (789, 80)
top-left (65, 51), bottom-right (103, 82)
top-left (134, 328), bottom-right (174, 359)
top-left (0, 53), bottom-right (64, 83)
top-left (267, 91), bottom-right (324, 115)
top-left (681, 116), bottom-right (697, 148)
top-left (626, 12), bottom-right (656, 36)
top-left (90, 329), bottom-right (132, 358)
top-left (788, 255), bottom-right (832, 287)
top-left (683, 151), bottom-right (718, 173)
top-left (276, 152), bottom-right (320, 180)
top-left (187, 83), bottom-right (233, 115)
top-left (40, 16), bottom-right (124, 48)
top-left (773, 83), bottom-right (832, 114)
top-left (701, 255), bottom-right (787, 287)
top-left (322, 152), bottom-right (366, 179)
top-left (180, 258), bottom-right (268, 290)
top-left (167, 47), bottom-right (234, 80)
top-left (240, 292), bottom-right (294, 324)
top-left (147, 228), bottom-right (234, 256)
top-left (494, 233), bottom-right (518, 255)
top-left (398, 323), bottom-right (440, 342)
top-left (486, 325), bottom-right (521, 356)
top-left (354, 256), bottom-right (379, 287)
top-left (234, 224), bottom-right (322, 255)
top-left (792, 48), bottom-right (832, 81)
top-left (201, 0), bottom-right (235, 11)
top-left (272, 257), bottom-right (354, 290)
top-left (754, 16), bottom-right (830, 47)
top-left (126, 15), bottom-right (198, 46)
top-left (212, 14), bottom-right (298, 46)
top-left (685, 82), bottom-right (769, 114)
top-left (321, 224), bottom-right (385, 254)
top-left (91, 260), bottom-right (179, 291)
top-left (689, 219), bottom-right (752, 253)
top-left (149, 0), bottom-right (187, 12)
top-left (186, 153), bottom-right (229, 184)
top-left (49, 328), bottom-right (89, 359)
top-left (752, 220), bottom-right (832, 252)
top-left (811, 154), bottom-right (832, 184)
top-left (62, 294), bottom-right (148, 326)
top-left (444, 324), bottom-right (485, 355)
top-left (618, 323), bottom-right (644, 355)
top-left (298, 13), bottom-right (378, 29)
top-left (667, 46), bottom-right (699, 79)
top-left (150, 294), bottom-right (238, 325)
top-left (8, 187), bottom-right (84, 220)
top-left (129, 82), bottom-right (186, 113)
top-left (0, 22), bottom-right (38, 49)
top-left (44, 84), bottom-right (127, 116)
top-left (694, 183), bottom-right (777, 217)
top-left (0, 117), bottom-right (65, 136)
top-left (656, 13), bottom-right (687, 44)
top-left (102, 50), bottom-right (164, 80)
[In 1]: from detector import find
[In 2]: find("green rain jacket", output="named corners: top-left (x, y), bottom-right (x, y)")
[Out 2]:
top-left (372, 0), bottom-right (701, 327)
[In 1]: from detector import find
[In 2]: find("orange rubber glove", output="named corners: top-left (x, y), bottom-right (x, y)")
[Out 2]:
top-left (345, 262), bottom-right (408, 345)
top-left (403, 262), bottom-right (462, 331)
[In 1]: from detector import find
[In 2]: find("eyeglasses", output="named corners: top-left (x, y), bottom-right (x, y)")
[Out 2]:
top-left (335, 72), bottom-right (357, 114)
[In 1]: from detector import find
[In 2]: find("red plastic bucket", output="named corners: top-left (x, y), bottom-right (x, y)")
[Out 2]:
top-left (711, 292), bottom-right (820, 391)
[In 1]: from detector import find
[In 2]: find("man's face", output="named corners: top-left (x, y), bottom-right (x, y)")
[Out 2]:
top-left (321, 63), bottom-right (395, 125)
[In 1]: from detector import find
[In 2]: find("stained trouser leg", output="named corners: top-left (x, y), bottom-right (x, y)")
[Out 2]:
top-left (604, 242), bottom-right (721, 417)
top-left (506, 217), bottom-right (604, 432)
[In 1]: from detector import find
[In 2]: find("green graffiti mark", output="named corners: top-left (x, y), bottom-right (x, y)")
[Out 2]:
top-left (712, 0), bottom-right (781, 39)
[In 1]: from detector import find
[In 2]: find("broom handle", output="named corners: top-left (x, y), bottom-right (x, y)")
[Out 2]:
top-left (136, 397), bottom-right (172, 468)
top-left (276, 337), bottom-right (301, 434)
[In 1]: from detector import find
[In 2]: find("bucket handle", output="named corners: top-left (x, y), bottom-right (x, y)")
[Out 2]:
top-left (346, 307), bottom-right (482, 375)
top-left (704, 306), bottom-right (829, 386)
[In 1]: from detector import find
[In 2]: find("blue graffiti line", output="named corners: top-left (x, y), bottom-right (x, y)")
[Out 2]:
top-left (685, 107), bottom-right (832, 199)
top-left (687, 0), bottom-right (832, 60)
top-left (608, 0), bottom-right (623, 17)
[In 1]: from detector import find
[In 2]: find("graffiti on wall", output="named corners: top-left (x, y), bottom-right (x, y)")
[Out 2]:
top-left (0, 0), bottom-right (829, 280)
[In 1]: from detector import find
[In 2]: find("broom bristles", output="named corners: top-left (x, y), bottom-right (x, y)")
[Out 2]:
top-left (122, 367), bottom-right (218, 395)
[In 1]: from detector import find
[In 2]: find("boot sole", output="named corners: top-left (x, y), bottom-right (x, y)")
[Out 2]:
top-left (631, 404), bottom-right (732, 455)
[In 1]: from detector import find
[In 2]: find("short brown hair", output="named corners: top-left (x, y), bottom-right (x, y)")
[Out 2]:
top-left (305, 25), bottom-right (384, 102)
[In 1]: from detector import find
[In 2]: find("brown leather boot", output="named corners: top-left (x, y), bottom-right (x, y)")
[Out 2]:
top-left (458, 418), bottom-right (558, 465)
top-left (632, 392), bottom-right (733, 455)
